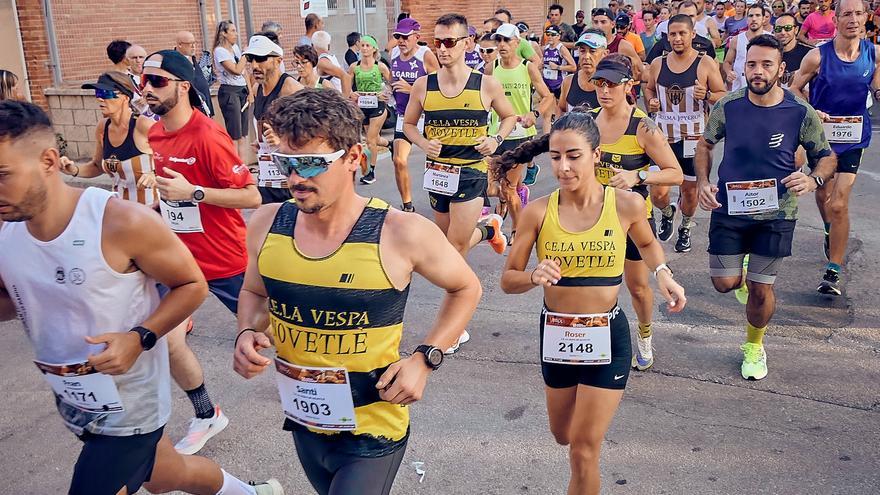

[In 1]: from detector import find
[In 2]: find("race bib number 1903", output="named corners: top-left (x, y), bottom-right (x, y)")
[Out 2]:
top-left (275, 358), bottom-right (357, 431)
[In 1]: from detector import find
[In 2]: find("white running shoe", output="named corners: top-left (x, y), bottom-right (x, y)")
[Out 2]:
top-left (444, 330), bottom-right (471, 355)
top-left (251, 479), bottom-right (285, 495)
top-left (174, 406), bottom-right (229, 455)
top-left (631, 335), bottom-right (654, 371)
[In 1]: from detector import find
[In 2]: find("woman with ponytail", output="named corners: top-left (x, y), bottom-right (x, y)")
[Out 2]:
top-left (499, 107), bottom-right (686, 495)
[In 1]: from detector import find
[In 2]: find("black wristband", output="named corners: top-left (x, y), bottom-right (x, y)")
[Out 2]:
top-left (234, 328), bottom-right (257, 348)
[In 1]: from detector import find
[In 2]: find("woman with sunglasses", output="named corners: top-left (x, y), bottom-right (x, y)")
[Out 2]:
top-left (61, 72), bottom-right (156, 205)
top-left (497, 107), bottom-right (685, 495)
top-left (590, 54), bottom-right (683, 371)
top-left (770, 1), bottom-right (788, 25)
top-left (348, 35), bottom-right (390, 185)
top-left (476, 34), bottom-right (499, 73)
top-left (542, 25), bottom-right (577, 102)
top-left (213, 20), bottom-right (251, 159)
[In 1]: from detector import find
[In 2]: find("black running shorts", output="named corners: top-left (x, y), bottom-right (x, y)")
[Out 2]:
top-left (428, 167), bottom-right (488, 213)
top-left (707, 212), bottom-right (796, 258)
top-left (69, 426), bottom-right (164, 495)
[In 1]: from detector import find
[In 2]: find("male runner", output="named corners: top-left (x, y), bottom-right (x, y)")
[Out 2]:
top-left (696, 35), bottom-right (836, 380)
top-left (0, 100), bottom-right (281, 495)
top-left (144, 50), bottom-right (261, 453)
top-left (405, 13), bottom-right (517, 352)
top-left (774, 13), bottom-right (813, 88)
top-left (646, 2), bottom-right (717, 64)
top-left (234, 88), bottom-right (482, 495)
top-left (723, 3), bottom-right (771, 90)
top-left (246, 35), bottom-right (304, 204)
top-left (491, 22), bottom-right (555, 240)
top-left (646, 14), bottom-right (727, 252)
top-left (799, 0), bottom-right (837, 46)
top-left (694, 0), bottom-right (724, 47)
top-left (791, 0), bottom-right (880, 295)
top-left (389, 17), bottom-right (440, 212)
top-left (313, 31), bottom-right (352, 96)
top-left (592, 8), bottom-right (643, 81)
top-left (557, 30), bottom-right (608, 113)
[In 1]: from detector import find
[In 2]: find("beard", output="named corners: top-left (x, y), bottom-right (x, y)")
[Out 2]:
top-left (0, 178), bottom-right (48, 222)
top-left (747, 76), bottom-right (778, 95)
top-left (147, 90), bottom-right (179, 116)
top-left (288, 184), bottom-right (324, 213)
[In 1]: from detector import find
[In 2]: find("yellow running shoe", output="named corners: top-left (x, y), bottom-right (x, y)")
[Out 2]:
top-left (740, 342), bottom-right (767, 380)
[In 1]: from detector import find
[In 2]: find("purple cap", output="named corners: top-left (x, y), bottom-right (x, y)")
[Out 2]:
top-left (394, 18), bottom-right (421, 35)
top-left (468, 25), bottom-right (477, 36)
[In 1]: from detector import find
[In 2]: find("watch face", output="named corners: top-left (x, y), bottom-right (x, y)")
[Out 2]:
top-left (427, 348), bottom-right (443, 367)
top-left (193, 188), bottom-right (205, 201)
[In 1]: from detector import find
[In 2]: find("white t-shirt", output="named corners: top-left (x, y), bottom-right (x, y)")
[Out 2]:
top-left (213, 45), bottom-right (247, 86)
top-left (658, 19), bottom-right (709, 38)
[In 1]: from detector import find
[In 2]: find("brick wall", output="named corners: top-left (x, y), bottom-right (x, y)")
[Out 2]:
top-left (16, 0), bottom-right (52, 107)
top-left (404, 0), bottom-right (549, 43)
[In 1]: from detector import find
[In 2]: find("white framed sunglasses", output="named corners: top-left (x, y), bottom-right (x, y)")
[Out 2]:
top-left (270, 150), bottom-right (346, 179)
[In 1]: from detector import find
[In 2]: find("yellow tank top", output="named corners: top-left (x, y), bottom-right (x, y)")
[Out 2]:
top-left (258, 198), bottom-right (410, 455)
top-left (536, 187), bottom-right (626, 286)
top-left (592, 107), bottom-right (652, 217)
top-left (423, 71), bottom-right (489, 173)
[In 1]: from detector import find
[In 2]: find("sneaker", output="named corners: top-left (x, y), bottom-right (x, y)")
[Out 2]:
top-left (817, 269), bottom-right (842, 296)
top-left (523, 164), bottom-right (540, 186)
top-left (484, 213), bottom-right (507, 255)
top-left (251, 479), bottom-right (285, 495)
top-left (674, 226), bottom-right (692, 253)
top-left (174, 406), bottom-right (230, 455)
top-left (517, 184), bottom-right (530, 208)
top-left (444, 330), bottom-right (471, 355)
top-left (359, 168), bottom-right (376, 185)
top-left (823, 232), bottom-right (830, 261)
top-left (657, 204), bottom-right (677, 242)
top-left (734, 255), bottom-right (749, 305)
top-left (631, 334), bottom-right (654, 371)
top-left (740, 342), bottom-right (767, 380)
top-left (402, 203), bottom-right (415, 213)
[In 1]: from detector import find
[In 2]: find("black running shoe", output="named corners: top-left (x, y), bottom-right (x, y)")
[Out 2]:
top-left (817, 269), bottom-right (842, 296)
top-left (823, 232), bottom-right (830, 261)
top-left (674, 226), bottom-right (692, 253)
top-left (359, 168), bottom-right (376, 185)
top-left (402, 203), bottom-right (415, 213)
top-left (658, 204), bottom-right (677, 242)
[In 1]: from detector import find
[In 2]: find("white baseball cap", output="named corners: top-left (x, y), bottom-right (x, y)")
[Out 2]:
top-left (243, 35), bottom-right (283, 57)
top-left (491, 23), bottom-right (520, 41)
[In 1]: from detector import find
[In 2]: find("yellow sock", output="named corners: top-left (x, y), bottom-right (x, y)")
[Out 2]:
top-left (638, 322), bottom-right (653, 338)
top-left (746, 322), bottom-right (766, 345)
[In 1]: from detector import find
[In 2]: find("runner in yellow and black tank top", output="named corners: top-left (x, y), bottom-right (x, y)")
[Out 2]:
top-left (591, 106), bottom-right (652, 219)
top-left (259, 198), bottom-right (410, 456)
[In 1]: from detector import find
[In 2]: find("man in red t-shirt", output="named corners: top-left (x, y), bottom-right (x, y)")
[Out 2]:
top-left (143, 49), bottom-right (260, 455)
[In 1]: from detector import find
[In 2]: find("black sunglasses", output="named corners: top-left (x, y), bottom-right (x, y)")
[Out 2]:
top-left (140, 74), bottom-right (183, 91)
top-left (393, 33), bottom-right (412, 40)
top-left (773, 24), bottom-right (796, 32)
top-left (245, 54), bottom-right (276, 63)
top-left (434, 36), bottom-right (468, 49)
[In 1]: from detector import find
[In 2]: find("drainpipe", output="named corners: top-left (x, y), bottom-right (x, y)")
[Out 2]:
top-left (242, 0), bottom-right (253, 37)
top-left (199, 0), bottom-right (211, 51)
top-left (42, 0), bottom-right (62, 86)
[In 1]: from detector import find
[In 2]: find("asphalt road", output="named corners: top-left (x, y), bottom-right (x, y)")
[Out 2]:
top-left (1, 126), bottom-right (878, 494)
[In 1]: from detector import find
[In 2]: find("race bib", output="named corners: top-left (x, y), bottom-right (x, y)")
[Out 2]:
top-left (395, 115), bottom-right (425, 134)
top-left (823, 116), bottom-right (863, 144)
top-left (543, 68), bottom-right (559, 80)
top-left (726, 178), bottom-right (779, 215)
top-left (358, 93), bottom-right (379, 109)
top-left (542, 311), bottom-right (612, 365)
top-left (423, 160), bottom-right (461, 196)
top-left (682, 136), bottom-right (700, 158)
top-left (274, 358), bottom-right (356, 431)
top-left (159, 198), bottom-right (204, 233)
top-left (35, 360), bottom-right (124, 414)
top-left (258, 143), bottom-right (286, 185)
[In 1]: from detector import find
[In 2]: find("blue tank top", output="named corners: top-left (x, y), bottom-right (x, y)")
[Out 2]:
top-left (810, 39), bottom-right (874, 152)
top-left (542, 45), bottom-right (564, 90)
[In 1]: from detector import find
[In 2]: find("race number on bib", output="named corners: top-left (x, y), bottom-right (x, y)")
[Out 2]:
top-left (275, 358), bottom-right (357, 431)
top-left (823, 116), bottom-right (863, 144)
top-left (258, 144), bottom-right (286, 184)
top-left (159, 199), bottom-right (204, 233)
top-left (542, 311), bottom-right (612, 365)
top-left (34, 360), bottom-right (124, 413)
top-left (358, 93), bottom-right (379, 109)
top-left (543, 68), bottom-right (559, 80)
top-left (423, 160), bottom-right (461, 196)
top-left (682, 136), bottom-right (700, 158)
top-left (726, 178), bottom-right (779, 215)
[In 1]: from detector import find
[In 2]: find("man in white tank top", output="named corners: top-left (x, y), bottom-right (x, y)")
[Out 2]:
top-left (694, 0), bottom-right (724, 47)
top-left (723, 4), bottom-right (772, 90)
top-left (0, 101), bottom-right (283, 494)
top-left (313, 30), bottom-right (352, 96)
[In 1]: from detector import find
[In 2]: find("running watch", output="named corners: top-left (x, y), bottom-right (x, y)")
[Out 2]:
top-left (192, 186), bottom-right (206, 203)
top-left (492, 134), bottom-right (504, 145)
top-left (637, 170), bottom-right (648, 184)
top-left (810, 174), bottom-right (825, 188)
top-left (414, 345), bottom-right (444, 370)
top-left (130, 326), bottom-right (158, 351)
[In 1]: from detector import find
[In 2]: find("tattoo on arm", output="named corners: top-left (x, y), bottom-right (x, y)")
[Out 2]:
top-left (639, 117), bottom-right (662, 137)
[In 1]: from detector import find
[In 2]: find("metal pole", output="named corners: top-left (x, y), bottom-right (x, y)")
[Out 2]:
top-left (242, 0), bottom-right (254, 37)
top-left (214, 0), bottom-right (222, 23)
top-left (198, 0), bottom-right (211, 53)
top-left (228, 0), bottom-right (237, 27)
top-left (42, 0), bottom-right (62, 86)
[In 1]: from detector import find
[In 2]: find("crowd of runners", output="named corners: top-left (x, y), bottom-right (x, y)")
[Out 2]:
top-left (0, 0), bottom-right (876, 493)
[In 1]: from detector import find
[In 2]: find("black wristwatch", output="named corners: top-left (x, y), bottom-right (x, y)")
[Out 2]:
top-left (637, 170), bottom-right (648, 184)
top-left (414, 345), bottom-right (444, 370)
top-left (810, 174), bottom-right (825, 188)
top-left (492, 134), bottom-right (504, 145)
top-left (129, 326), bottom-right (158, 351)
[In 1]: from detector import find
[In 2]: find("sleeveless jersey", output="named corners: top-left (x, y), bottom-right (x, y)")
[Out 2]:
top-left (391, 46), bottom-right (429, 116)
top-left (492, 59), bottom-right (536, 139)
top-left (542, 44), bottom-right (565, 90)
top-left (593, 107), bottom-right (652, 217)
top-left (423, 71), bottom-right (489, 172)
top-left (465, 50), bottom-right (482, 69)
top-left (536, 187), bottom-right (626, 286)
top-left (254, 73), bottom-right (293, 188)
top-left (732, 31), bottom-right (770, 91)
top-left (259, 198), bottom-right (410, 456)
top-left (354, 62), bottom-right (383, 93)
top-left (608, 34), bottom-right (623, 53)
top-left (318, 53), bottom-right (343, 91)
top-left (101, 117), bottom-right (155, 205)
top-left (0, 188), bottom-right (170, 436)
top-left (655, 53), bottom-right (706, 142)
top-left (566, 73), bottom-right (600, 111)
top-left (810, 38), bottom-right (875, 152)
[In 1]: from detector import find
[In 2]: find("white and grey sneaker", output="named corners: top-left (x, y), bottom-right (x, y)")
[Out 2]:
top-left (174, 406), bottom-right (229, 455)
top-left (444, 330), bottom-right (471, 355)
